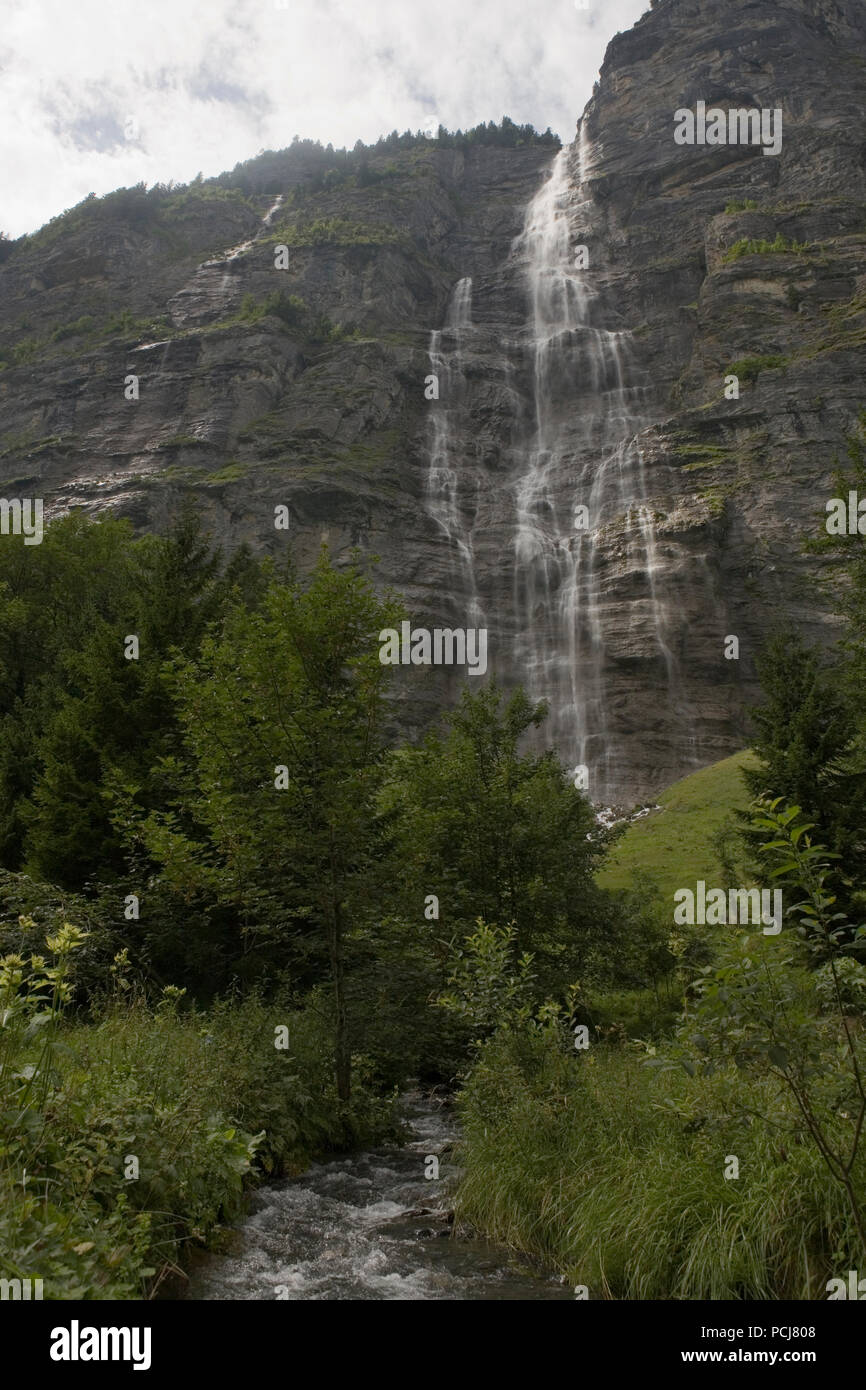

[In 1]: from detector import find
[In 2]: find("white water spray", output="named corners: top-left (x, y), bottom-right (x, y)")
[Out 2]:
top-left (512, 131), bottom-right (678, 799)
top-left (426, 278), bottom-right (483, 626)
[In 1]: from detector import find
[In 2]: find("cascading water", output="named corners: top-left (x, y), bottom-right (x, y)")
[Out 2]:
top-left (182, 1094), bottom-right (570, 1301)
top-left (166, 193), bottom-right (285, 330)
top-left (419, 131), bottom-right (687, 802)
top-left (510, 127), bottom-right (679, 802)
top-left (425, 278), bottom-right (483, 627)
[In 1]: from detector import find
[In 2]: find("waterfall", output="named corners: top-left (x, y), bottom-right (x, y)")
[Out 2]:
top-left (167, 193), bottom-right (286, 330)
top-left (426, 278), bottom-right (482, 626)
top-left (420, 133), bottom-right (685, 803)
top-left (511, 129), bottom-right (677, 803)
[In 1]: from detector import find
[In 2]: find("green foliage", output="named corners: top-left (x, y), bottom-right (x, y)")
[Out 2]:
top-left (453, 787), bottom-right (866, 1296)
top-left (215, 121), bottom-right (559, 197)
top-left (0, 336), bottom-right (44, 368)
top-left (381, 684), bottom-right (605, 995)
top-left (136, 548), bottom-right (404, 1100)
top-left (437, 920), bottom-right (537, 1047)
top-left (456, 1023), bottom-right (861, 1297)
top-left (0, 872), bottom-right (124, 1004)
top-left (12, 117), bottom-right (556, 256)
top-left (50, 315), bottom-right (95, 342)
top-left (751, 416), bottom-right (866, 887)
top-left (0, 925), bottom-right (399, 1298)
top-left (741, 629), bottom-right (855, 861)
top-left (815, 957), bottom-right (866, 1016)
top-left (0, 508), bottom-right (255, 889)
top-left (724, 198), bottom-right (760, 213)
top-left (723, 234), bottom-right (810, 262)
top-left (17, 181), bottom-right (252, 256)
top-left (102, 308), bottom-right (170, 340)
top-left (671, 799), bottom-right (866, 1251)
top-left (599, 750), bottom-right (759, 899)
top-left (0, 311), bottom-right (170, 371)
top-left (727, 353), bottom-right (790, 383)
top-left (237, 290), bottom-right (357, 343)
top-left (267, 216), bottom-right (404, 248)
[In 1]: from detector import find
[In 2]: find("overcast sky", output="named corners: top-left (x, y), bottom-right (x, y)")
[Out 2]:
top-left (1, 0), bottom-right (650, 238)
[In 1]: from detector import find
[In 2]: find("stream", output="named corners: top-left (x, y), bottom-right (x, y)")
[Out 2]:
top-left (184, 1091), bottom-right (572, 1301)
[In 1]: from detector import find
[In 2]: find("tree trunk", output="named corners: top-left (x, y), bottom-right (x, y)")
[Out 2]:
top-left (327, 834), bottom-right (351, 1104)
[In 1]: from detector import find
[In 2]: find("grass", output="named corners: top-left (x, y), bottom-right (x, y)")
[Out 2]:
top-left (205, 462), bottom-right (249, 485)
top-left (727, 353), bottom-right (790, 385)
top-left (266, 216), bottom-right (406, 248)
top-left (209, 291), bottom-right (361, 346)
top-left (0, 932), bottom-right (401, 1299)
top-left (0, 310), bottom-right (171, 372)
top-left (598, 749), bottom-right (759, 900)
top-left (455, 752), bottom-right (866, 1299)
top-left (674, 443), bottom-right (734, 470)
top-left (723, 234), bottom-right (811, 263)
top-left (455, 1021), bottom-right (864, 1298)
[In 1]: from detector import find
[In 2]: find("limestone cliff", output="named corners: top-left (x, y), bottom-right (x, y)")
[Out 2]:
top-left (1, 0), bottom-right (864, 802)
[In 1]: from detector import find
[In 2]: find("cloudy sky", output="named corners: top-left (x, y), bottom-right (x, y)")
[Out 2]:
top-left (1, 0), bottom-right (649, 238)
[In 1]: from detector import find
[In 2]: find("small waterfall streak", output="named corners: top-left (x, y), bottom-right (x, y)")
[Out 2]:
top-left (167, 193), bottom-right (286, 329)
top-left (425, 278), bottom-right (482, 626)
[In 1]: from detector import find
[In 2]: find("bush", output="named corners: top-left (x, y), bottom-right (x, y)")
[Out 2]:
top-left (0, 926), bottom-right (402, 1298)
top-left (727, 353), bottom-right (789, 384)
top-left (51, 316), bottom-right (95, 342)
top-left (723, 234), bottom-right (810, 263)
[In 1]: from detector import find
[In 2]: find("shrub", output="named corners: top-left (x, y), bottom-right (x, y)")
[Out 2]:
top-left (0, 925), bottom-right (401, 1298)
top-left (723, 234), bottom-right (810, 263)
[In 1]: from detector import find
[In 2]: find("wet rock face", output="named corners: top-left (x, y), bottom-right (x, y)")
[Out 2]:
top-left (563, 0), bottom-right (866, 796)
top-left (1, 0), bottom-right (864, 802)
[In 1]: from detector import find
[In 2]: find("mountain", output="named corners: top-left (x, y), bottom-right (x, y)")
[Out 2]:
top-left (1, 0), bottom-right (864, 803)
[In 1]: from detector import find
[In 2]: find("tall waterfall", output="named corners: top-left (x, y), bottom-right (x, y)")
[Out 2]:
top-left (426, 278), bottom-right (482, 626)
top-left (511, 131), bottom-right (677, 802)
top-left (421, 134), bottom-right (684, 804)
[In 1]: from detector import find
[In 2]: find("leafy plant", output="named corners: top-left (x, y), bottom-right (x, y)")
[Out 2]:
top-left (723, 234), bottom-right (810, 262)
top-left (671, 799), bottom-right (866, 1254)
top-left (437, 919), bottom-right (536, 1047)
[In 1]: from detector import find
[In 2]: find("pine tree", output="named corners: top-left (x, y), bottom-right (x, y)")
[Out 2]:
top-left (140, 548), bottom-right (402, 1102)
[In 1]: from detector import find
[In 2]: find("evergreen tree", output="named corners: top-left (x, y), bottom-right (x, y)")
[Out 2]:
top-left (381, 683), bottom-right (605, 994)
top-left (139, 549), bottom-right (402, 1101)
top-left (742, 628), bottom-right (853, 844)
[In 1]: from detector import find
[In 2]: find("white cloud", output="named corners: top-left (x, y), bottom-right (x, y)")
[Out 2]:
top-left (0, 0), bottom-right (649, 237)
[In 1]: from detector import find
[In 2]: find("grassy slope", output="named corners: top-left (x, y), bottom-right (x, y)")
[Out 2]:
top-left (454, 747), bottom-right (866, 1297)
top-left (598, 749), bottom-right (759, 899)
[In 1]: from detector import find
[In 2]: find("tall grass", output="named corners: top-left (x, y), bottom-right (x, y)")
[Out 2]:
top-left (0, 931), bottom-right (400, 1298)
top-left (455, 1023), bottom-right (862, 1298)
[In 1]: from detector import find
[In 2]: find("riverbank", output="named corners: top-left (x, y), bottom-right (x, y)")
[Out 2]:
top-left (454, 1020), bottom-right (865, 1300)
top-left (183, 1091), bottom-right (571, 1300)
top-left (0, 988), bottom-right (400, 1300)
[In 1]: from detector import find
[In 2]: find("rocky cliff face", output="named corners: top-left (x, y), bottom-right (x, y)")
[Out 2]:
top-left (1, 0), bottom-right (864, 803)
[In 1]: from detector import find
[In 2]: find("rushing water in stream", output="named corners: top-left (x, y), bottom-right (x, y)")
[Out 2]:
top-left (184, 1093), bottom-right (570, 1301)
